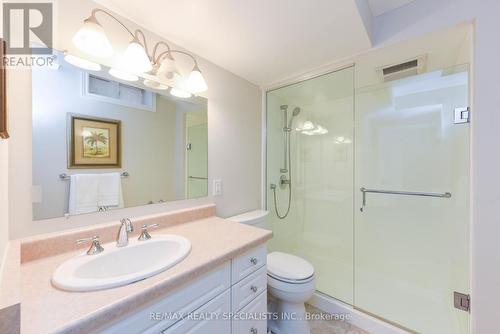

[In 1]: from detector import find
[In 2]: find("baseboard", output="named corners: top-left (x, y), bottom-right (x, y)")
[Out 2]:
top-left (308, 292), bottom-right (410, 334)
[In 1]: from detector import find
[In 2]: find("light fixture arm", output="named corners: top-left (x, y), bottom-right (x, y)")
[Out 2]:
top-left (89, 8), bottom-right (135, 40)
top-left (75, 8), bottom-right (207, 93)
top-left (152, 42), bottom-right (173, 64)
top-left (156, 49), bottom-right (200, 70)
top-left (133, 29), bottom-right (151, 61)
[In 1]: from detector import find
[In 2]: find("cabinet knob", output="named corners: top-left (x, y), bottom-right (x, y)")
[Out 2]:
top-left (250, 285), bottom-right (258, 293)
top-left (250, 257), bottom-right (258, 265)
top-left (250, 328), bottom-right (258, 334)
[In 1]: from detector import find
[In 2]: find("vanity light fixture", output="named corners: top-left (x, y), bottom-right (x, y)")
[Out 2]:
top-left (143, 79), bottom-right (168, 90)
top-left (170, 87), bottom-right (192, 98)
top-left (157, 53), bottom-right (180, 79)
top-left (123, 35), bottom-right (153, 73)
top-left (187, 64), bottom-right (208, 93)
top-left (72, 14), bottom-right (113, 58)
top-left (64, 54), bottom-right (102, 71)
top-left (108, 68), bottom-right (139, 82)
top-left (72, 9), bottom-right (208, 95)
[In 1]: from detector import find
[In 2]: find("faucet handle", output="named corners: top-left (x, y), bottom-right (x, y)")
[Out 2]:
top-left (120, 218), bottom-right (133, 232)
top-left (76, 236), bottom-right (104, 255)
top-left (138, 223), bottom-right (159, 241)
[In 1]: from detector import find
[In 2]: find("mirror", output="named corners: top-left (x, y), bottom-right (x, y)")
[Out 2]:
top-left (32, 55), bottom-right (208, 221)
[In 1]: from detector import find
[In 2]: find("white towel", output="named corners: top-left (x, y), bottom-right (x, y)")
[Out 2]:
top-left (98, 173), bottom-right (123, 208)
top-left (68, 174), bottom-right (100, 215)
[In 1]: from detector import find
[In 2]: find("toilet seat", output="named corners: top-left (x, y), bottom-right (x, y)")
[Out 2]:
top-left (267, 272), bottom-right (315, 284)
top-left (267, 252), bottom-right (315, 284)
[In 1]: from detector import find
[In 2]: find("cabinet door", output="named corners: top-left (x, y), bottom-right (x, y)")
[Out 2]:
top-left (232, 290), bottom-right (267, 334)
top-left (161, 290), bottom-right (231, 334)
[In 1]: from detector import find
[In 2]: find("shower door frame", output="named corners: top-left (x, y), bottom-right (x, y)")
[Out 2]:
top-left (263, 63), bottom-right (473, 334)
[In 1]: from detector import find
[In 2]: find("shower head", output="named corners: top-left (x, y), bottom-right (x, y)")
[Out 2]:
top-left (288, 107), bottom-right (301, 128)
top-left (280, 105), bottom-right (288, 111)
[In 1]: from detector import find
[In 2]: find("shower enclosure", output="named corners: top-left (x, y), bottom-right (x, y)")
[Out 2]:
top-left (266, 65), bottom-right (470, 334)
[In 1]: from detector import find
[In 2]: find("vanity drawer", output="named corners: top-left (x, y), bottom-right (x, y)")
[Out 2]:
top-left (231, 245), bottom-right (267, 283)
top-left (232, 290), bottom-right (267, 334)
top-left (98, 263), bottom-right (230, 334)
top-left (231, 266), bottom-right (267, 312)
top-left (161, 290), bottom-right (231, 334)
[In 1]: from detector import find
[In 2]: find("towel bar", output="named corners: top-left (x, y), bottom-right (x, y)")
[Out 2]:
top-left (59, 172), bottom-right (130, 180)
top-left (360, 187), bottom-right (451, 212)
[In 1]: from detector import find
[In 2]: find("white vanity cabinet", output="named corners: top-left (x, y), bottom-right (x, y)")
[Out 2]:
top-left (97, 245), bottom-right (267, 334)
top-left (231, 247), bottom-right (268, 334)
top-left (161, 290), bottom-right (231, 334)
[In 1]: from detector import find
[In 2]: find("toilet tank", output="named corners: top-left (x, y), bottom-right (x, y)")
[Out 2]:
top-left (227, 210), bottom-right (269, 229)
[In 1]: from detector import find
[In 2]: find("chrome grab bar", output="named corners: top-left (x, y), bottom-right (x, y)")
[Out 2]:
top-left (360, 187), bottom-right (451, 212)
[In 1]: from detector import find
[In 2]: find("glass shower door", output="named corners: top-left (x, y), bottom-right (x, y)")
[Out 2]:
top-left (354, 66), bottom-right (470, 334)
top-left (266, 67), bottom-right (355, 304)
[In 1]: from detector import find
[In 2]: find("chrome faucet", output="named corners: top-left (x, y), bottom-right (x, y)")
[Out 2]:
top-left (116, 218), bottom-right (134, 247)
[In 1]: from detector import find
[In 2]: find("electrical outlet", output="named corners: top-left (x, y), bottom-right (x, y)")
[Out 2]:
top-left (213, 179), bottom-right (222, 196)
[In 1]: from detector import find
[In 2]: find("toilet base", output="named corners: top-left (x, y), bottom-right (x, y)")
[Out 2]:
top-left (268, 300), bottom-right (310, 334)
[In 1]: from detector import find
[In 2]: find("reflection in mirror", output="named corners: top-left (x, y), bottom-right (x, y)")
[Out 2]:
top-left (32, 60), bottom-right (208, 221)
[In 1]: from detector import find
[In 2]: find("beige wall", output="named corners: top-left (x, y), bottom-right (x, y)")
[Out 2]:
top-left (7, 0), bottom-right (262, 238)
top-left (0, 140), bottom-right (8, 271)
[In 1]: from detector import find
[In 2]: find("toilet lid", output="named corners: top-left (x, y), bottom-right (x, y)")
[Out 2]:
top-left (267, 252), bottom-right (314, 281)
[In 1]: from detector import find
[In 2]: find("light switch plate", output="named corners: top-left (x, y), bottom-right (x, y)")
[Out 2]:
top-left (213, 179), bottom-right (222, 196)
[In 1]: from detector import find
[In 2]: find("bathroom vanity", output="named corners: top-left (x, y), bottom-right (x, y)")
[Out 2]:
top-left (15, 205), bottom-right (272, 334)
top-left (99, 245), bottom-right (268, 334)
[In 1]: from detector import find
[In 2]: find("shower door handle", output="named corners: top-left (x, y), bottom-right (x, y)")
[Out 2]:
top-left (188, 176), bottom-right (208, 180)
top-left (359, 187), bottom-right (452, 212)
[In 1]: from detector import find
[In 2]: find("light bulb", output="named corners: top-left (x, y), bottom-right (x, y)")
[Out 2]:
top-left (72, 17), bottom-right (113, 58)
top-left (109, 68), bottom-right (138, 82)
top-left (158, 55), bottom-right (180, 79)
top-left (143, 79), bottom-right (168, 90)
top-left (170, 87), bottom-right (192, 98)
top-left (123, 39), bottom-right (152, 73)
top-left (64, 54), bottom-right (101, 71)
top-left (187, 65), bottom-right (208, 93)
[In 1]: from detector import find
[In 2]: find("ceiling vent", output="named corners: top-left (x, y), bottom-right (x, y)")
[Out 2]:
top-left (377, 55), bottom-right (427, 82)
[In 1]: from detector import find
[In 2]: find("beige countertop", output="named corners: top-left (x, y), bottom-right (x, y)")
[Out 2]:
top-left (20, 216), bottom-right (272, 334)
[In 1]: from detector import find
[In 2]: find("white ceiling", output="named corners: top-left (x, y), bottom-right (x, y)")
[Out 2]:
top-left (96, 0), bottom-right (374, 87)
top-left (367, 0), bottom-right (416, 16)
top-left (94, 0), bottom-right (418, 87)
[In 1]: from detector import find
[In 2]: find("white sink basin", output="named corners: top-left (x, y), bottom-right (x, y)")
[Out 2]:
top-left (52, 234), bottom-right (191, 292)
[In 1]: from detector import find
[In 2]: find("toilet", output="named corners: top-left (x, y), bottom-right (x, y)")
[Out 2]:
top-left (267, 252), bottom-right (315, 334)
top-left (227, 210), bottom-right (316, 334)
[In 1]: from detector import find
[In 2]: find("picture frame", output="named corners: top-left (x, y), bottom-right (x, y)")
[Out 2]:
top-left (68, 114), bottom-right (121, 168)
top-left (0, 38), bottom-right (8, 139)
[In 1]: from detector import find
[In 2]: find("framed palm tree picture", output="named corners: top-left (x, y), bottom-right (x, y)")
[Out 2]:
top-left (68, 115), bottom-right (121, 168)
